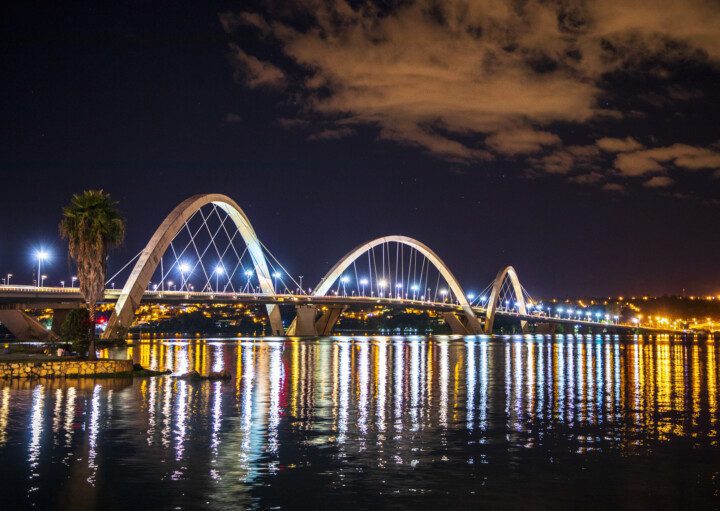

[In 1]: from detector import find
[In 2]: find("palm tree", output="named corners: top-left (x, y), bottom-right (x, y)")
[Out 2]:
top-left (59, 190), bottom-right (125, 360)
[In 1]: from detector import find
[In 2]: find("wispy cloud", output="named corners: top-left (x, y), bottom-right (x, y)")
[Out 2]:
top-left (223, 0), bottom-right (720, 192)
top-left (228, 44), bottom-right (285, 89)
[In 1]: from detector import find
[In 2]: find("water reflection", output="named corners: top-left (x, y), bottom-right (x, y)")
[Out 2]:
top-left (0, 335), bottom-right (718, 509)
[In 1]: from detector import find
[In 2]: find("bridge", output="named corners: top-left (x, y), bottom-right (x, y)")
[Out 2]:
top-left (0, 193), bottom-right (683, 340)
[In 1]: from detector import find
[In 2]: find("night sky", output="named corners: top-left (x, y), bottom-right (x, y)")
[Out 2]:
top-left (2, 1), bottom-right (719, 297)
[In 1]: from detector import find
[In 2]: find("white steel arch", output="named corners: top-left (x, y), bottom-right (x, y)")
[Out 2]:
top-left (483, 265), bottom-right (527, 334)
top-left (313, 235), bottom-right (482, 334)
top-left (103, 193), bottom-right (283, 338)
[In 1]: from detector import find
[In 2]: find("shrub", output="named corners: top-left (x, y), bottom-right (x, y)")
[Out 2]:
top-left (60, 307), bottom-right (91, 353)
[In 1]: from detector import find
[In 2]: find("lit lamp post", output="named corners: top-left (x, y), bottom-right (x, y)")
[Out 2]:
top-left (359, 278), bottom-right (368, 296)
top-left (40, 274), bottom-right (47, 287)
top-left (411, 284), bottom-right (419, 300)
top-left (35, 250), bottom-right (48, 288)
top-left (71, 275), bottom-right (77, 287)
top-left (6, 273), bottom-right (11, 286)
top-left (273, 272), bottom-right (282, 294)
top-left (395, 282), bottom-right (403, 299)
top-left (178, 262), bottom-right (190, 291)
top-left (215, 265), bottom-right (225, 293)
top-left (378, 279), bottom-right (387, 298)
top-left (340, 275), bottom-right (349, 296)
top-left (440, 289), bottom-right (448, 303)
top-left (244, 270), bottom-right (253, 293)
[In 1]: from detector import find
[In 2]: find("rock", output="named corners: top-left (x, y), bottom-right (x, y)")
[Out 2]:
top-left (206, 370), bottom-right (231, 381)
top-left (174, 370), bottom-right (202, 381)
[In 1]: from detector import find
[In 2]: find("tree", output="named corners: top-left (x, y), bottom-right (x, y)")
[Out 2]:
top-left (59, 307), bottom-right (92, 354)
top-left (59, 190), bottom-right (125, 360)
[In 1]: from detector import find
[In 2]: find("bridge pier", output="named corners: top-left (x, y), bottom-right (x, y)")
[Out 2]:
top-left (315, 306), bottom-right (347, 336)
top-left (0, 307), bottom-right (58, 341)
top-left (442, 312), bottom-right (483, 335)
top-left (286, 304), bottom-right (347, 336)
top-left (289, 305), bottom-right (320, 336)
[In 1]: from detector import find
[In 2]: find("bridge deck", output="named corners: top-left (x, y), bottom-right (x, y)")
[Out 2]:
top-left (0, 285), bottom-right (684, 334)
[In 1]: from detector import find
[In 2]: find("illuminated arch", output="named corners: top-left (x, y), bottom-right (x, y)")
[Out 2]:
top-left (312, 235), bottom-right (482, 334)
top-left (483, 265), bottom-right (527, 334)
top-left (103, 193), bottom-right (282, 338)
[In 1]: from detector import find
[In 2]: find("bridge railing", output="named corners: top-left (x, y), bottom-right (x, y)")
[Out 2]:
top-left (0, 285), bottom-right (80, 293)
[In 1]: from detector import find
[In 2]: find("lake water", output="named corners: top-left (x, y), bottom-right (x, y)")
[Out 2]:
top-left (0, 335), bottom-right (719, 510)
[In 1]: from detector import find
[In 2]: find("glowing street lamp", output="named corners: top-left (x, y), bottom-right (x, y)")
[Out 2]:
top-left (340, 275), bottom-right (350, 296)
top-left (440, 289), bottom-right (449, 303)
top-left (395, 282), bottom-right (403, 298)
top-left (178, 262), bottom-right (191, 291)
top-left (411, 284), bottom-right (419, 300)
top-left (35, 249), bottom-right (49, 287)
top-left (40, 274), bottom-right (47, 287)
top-left (71, 275), bottom-right (77, 287)
top-left (244, 269), bottom-right (253, 293)
top-left (215, 265), bottom-right (225, 293)
top-left (359, 277), bottom-right (368, 296)
top-left (273, 271), bottom-right (282, 294)
top-left (6, 273), bottom-right (11, 286)
top-left (378, 279), bottom-right (387, 297)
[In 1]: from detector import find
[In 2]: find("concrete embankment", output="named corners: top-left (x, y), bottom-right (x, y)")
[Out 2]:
top-left (0, 359), bottom-right (133, 379)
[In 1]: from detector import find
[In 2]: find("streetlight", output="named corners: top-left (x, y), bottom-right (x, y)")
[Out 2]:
top-left (273, 271), bottom-right (282, 294)
top-left (244, 269), bottom-right (253, 293)
top-left (178, 262), bottom-right (190, 291)
top-left (411, 284), bottom-right (419, 300)
top-left (167, 280), bottom-right (175, 291)
top-left (71, 275), bottom-right (77, 287)
top-left (6, 274), bottom-right (11, 286)
top-left (40, 274), bottom-right (47, 287)
top-left (440, 289), bottom-right (448, 303)
top-left (359, 277), bottom-right (368, 296)
top-left (215, 265), bottom-right (225, 293)
top-left (395, 282), bottom-right (403, 298)
top-left (378, 279), bottom-right (387, 297)
top-left (61, 280), bottom-right (65, 288)
top-left (35, 250), bottom-right (49, 287)
top-left (340, 275), bottom-right (350, 296)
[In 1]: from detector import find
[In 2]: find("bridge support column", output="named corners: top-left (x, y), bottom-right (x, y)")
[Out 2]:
top-left (315, 306), bottom-right (347, 336)
top-left (0, 308), bottom-right (58, 341)
top-left (442, 312), bottom-right (474, 335)
top-left (267, 304), bottom-right (284, 336)
top-left (288, 305), bottom-right (320, 336)
top-left (443, 312), bottom-right (484, 335)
